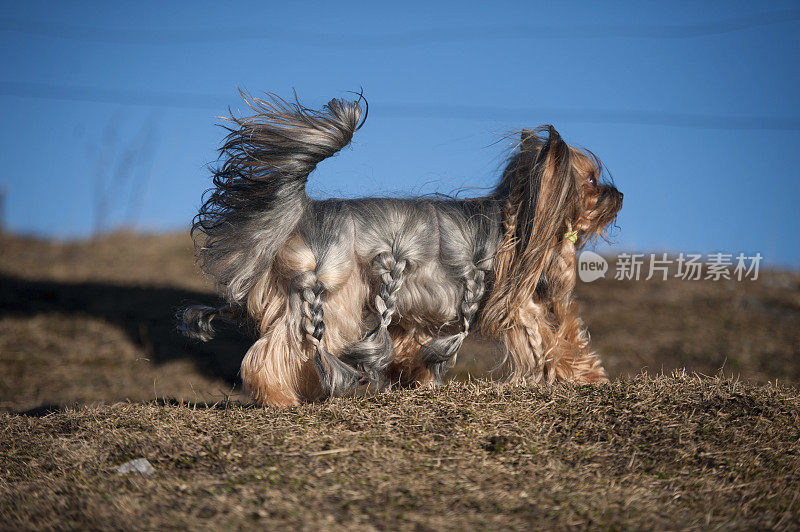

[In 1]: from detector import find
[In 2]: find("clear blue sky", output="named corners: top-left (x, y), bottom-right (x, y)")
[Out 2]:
top-left (1, 1), bottom-right (799, 266)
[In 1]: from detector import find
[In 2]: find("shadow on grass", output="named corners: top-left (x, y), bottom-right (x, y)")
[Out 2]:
top-left (15, 397), bottom-right (260, 417)
top-left (0, 275), bottom-right (252, 388)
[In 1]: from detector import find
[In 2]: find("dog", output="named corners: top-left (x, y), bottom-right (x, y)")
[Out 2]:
top-left (181, 91), bottom-right (623, 406)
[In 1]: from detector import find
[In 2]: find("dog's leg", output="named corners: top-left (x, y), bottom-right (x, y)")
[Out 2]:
top-left (547, 236), bottom-right (608, 383)
top-left (283, 232), bottom-right (365, 398)
top-left (557, 348), bottom-right (608, 383)
top-left (240, 334), bottom-right (321, 407)
top-left (500, 297), bottom-right (551, 384)
top-left (294, 271), bottom-right (362, 398)
top-left (240, 274), bottom-right (319, 407)
top-left (241, 233), bottom-right (366, 406)
top-left (499, 297), bottom-right (607, 385)
top-left (550, 301), bottom-right (608, 383)
top-left (340, 251), bottom-right (407, 387)
top-left (385, 326), bottom-right (435, 388)
top-left (419, 266), bottom-right (487, 383)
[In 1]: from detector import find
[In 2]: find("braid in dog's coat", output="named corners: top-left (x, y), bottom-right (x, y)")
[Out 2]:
top-left (340, 251), bottom-right (407, 386)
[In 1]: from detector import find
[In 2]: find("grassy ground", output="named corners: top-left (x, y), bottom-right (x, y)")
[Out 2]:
top-left (1, 232), bottom-right (799, 529)
top-left (2, 376), bottom-right (799, 529)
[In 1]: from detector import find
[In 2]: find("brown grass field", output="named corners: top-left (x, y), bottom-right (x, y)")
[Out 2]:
top-left (1, 232), bottom-right (799, 529)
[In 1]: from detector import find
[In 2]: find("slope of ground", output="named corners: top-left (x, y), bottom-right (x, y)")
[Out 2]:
top-left (2, 376), bottom-right (798, 530)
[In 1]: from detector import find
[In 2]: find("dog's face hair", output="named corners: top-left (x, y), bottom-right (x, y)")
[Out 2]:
top-left (495, 127), bottom-right (622, 246)
top-left (572, 148), bottom-right (623, 239)
top-left (481, 127), bottom-right (622, 332)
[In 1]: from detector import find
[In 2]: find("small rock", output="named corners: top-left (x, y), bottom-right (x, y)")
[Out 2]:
top-left (116, 458), bottom-right (155, 476)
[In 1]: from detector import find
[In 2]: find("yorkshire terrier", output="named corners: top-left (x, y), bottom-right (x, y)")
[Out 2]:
top-left (181, 91), bottom-right (623, 407)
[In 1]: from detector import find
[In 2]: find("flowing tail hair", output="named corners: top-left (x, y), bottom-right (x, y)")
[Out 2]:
top-left (180, 90), bottom-right (366, 340)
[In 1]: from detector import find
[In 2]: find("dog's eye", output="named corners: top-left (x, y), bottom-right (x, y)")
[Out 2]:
top-left (587, 175), bottom-right (597, 186)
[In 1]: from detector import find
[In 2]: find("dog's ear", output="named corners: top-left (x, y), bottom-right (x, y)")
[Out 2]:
top-left (516, 126), bottom-right (573, 252)
top-left (510, 126), bottom-right (576, 302)
top-left (520, 128), bottom-right (544, 151)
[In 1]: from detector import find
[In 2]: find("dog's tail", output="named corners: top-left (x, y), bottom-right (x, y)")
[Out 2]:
top-left (191, 91), bottom-right (366, 308)
top-left (178, 303), bottom-right (243, 342)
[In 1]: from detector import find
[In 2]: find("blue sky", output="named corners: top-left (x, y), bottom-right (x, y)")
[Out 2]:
top-left (1, 1), bottom-right (798, 266)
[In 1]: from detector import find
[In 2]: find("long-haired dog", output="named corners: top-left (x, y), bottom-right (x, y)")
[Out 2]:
top-left (181, 91), bottom-right (622, 407)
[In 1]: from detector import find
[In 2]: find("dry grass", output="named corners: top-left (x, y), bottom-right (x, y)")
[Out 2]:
top-left (2, 376), bottom-right (799, 530)
top-left (1, 232), bottom-right (799, 529)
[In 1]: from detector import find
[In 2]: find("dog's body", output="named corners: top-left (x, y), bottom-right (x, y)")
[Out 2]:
top-left (182, 93), bottom-right (622, 406)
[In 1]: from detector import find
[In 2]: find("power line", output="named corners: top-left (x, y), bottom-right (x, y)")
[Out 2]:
top-left (380, 102), bottom-right (800, 131)
top-left (1, 10), bottom-right (799, 47)
top-left (0, 81), bottom-right (226, 110)
top-left (1, 81), bottom-right (799, 131)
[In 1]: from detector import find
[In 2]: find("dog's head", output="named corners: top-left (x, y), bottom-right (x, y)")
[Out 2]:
top-left (569, 139), bottom-right (623, 239)
top-left (506, 126), bottom-right (622, 248)
top-left (484, 126), bottom-right (622, 327)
